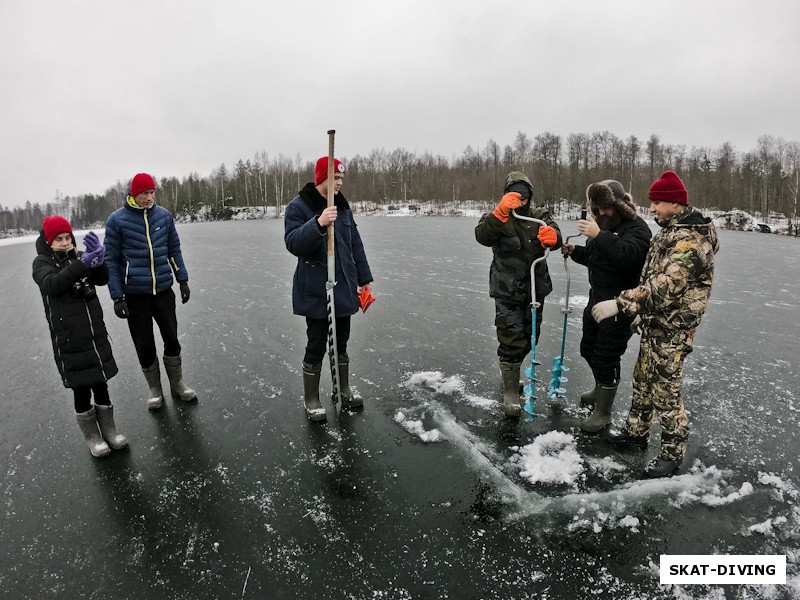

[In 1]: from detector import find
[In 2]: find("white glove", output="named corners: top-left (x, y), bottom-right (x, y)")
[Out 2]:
top-left (591, 299), bottom-right (619, 323)
top-left (630, 315), bottom-right (643, 334)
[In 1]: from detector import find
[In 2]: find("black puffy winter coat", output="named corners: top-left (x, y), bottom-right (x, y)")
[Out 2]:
top-left (32, 235), bottom-right (118, 388)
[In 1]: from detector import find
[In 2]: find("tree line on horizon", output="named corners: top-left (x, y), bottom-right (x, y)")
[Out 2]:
top-left (2, 131), bottom-right (799, 234)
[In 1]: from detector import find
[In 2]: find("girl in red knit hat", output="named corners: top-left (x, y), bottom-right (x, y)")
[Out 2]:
top-left (32, 216), bottom-right (127, 457)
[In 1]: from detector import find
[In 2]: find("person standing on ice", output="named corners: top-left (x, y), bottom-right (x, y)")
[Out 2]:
top-left (561, 180), bottom-right (651, 433)
top-left (284, 156), bottom-right (373, 421)
top-left (32, 216), bottom-right (127, 457)
top-left (104, 173), bottom-right (197, 411)
top-left (475, 171), bottom-right (561, 417)
top-left (591, 170), bottom-right (719, 478)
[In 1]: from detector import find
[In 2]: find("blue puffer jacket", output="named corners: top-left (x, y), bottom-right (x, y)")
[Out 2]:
top-left (104, 197), bottom-right (188, 299)
top-left (284, 183), bottom-right (372, 319)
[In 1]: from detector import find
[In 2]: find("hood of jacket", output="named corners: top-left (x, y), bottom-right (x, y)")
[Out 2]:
top-left (503, 172), bottom-right (534, 200)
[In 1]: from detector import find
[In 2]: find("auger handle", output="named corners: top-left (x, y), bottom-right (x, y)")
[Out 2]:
top-left (511, 210), bottom-right (547, 226)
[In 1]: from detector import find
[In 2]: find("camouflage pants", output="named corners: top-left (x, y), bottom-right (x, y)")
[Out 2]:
top-left (494, 298), bottom-right (544, 364)
top-left (625, 327), bottom-right (695, 461)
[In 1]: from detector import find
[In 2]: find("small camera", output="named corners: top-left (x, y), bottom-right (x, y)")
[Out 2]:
top-left (72, 277), bottom-right (97, 301)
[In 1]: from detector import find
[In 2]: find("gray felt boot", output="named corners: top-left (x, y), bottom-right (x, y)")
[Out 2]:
top-left (95, 404), bottom-right (128, 450)
top-left (142, 359), bottom-right (164, 410)
top-left (76, 407), bottom-right (111, 457)
top-left (163, 354), bottom-right (198, 402)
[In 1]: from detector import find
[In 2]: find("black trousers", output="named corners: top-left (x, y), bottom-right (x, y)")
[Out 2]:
top-left (126, 288), bottom-right (181, 368)
top-left (304, 316), bottom-right (351, 365)
top-left (580, 293), bottom-right (634, 386)
top-left (72, 382), bottom-right (110, 413)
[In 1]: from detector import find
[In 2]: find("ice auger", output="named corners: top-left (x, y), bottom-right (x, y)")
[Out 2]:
top-left (547, 209), bottom-right (586, 400)
top-left (511, 210), bottom-right (550, 421)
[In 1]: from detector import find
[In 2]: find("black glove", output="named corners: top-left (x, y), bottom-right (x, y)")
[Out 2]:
top-left (180, 282), bottom-right (190, 304)
top-left (113, 298), bottom-right (128, 319)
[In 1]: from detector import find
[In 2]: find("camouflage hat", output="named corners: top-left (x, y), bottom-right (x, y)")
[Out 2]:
top-left (504, 172), bottom-right (534, 199)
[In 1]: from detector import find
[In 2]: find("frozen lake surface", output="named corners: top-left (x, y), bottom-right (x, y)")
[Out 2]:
top-left (1, 217), bottom-right (798, 599)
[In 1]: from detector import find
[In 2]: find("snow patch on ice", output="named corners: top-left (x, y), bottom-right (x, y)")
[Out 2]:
top-left (698, 481), bottom-right (754, 507)
top-left (404, 370), bottom-right (495, 412)
top-left (510, 431), bottom-right (584, 487)
top-left (404, 371), bottom-right (464, 395)
top-left (758, 471), bottom-right (800, 500)
top-left (748, 516), bottom-right (788, 536)
top-left (394, 410), bottom-right (441, 443)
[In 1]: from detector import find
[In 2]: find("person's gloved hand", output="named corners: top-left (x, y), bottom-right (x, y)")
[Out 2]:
top-left (83, 231), bottom-right (100, 252)
top-left (591, 299), bottom-right (619, 323)
top-left (180, 282), bottom-right (190, 304)
top-left (630, 315), bottom-right (643, 335)
top-left (79, 245), bottom-right (106, 269)
top-left (113, 298), bottom-right (128, 319)
top-left (492, 192), bottom-right (522, 223)
top-left (537, 225), bottom-right (558, 247)
top-left (561, 243), bottom-right (575, 256)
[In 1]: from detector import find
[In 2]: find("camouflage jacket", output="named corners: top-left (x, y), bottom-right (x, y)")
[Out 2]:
top-left (475, 205), bottom-right (562, 304)
top-left (617, 207), bottom-right (719, 332)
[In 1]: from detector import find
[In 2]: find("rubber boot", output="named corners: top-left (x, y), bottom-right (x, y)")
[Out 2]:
top-left (163, 354), bottom-right (198, 402)
top-left (580, 384), bottom-right (617, 433)
top-left (303, 362), bottom-right (327, 422)
top-left (499, 362), bottom-right (523, 417)
top-left (76, 407), bottom-right (111, 457)
top-left (95, 404), bottom-right (129, 450)
top-left (580, 383), bottom-right (600, 408)
top-left (338, 355), bottom-right (363, 409)
top-left (142, 359), bottom-right (164, 410)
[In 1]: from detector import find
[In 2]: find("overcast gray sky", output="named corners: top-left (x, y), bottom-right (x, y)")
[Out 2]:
top-left (1, 0), bottom-right (798, 209)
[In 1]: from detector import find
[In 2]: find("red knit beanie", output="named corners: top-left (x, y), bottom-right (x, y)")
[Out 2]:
top-left (648, 170), bottom-right (688, 205)
top-left (314, 157), bottom-right (345, 186)
top-left (42, 215), bottom-right (73, 245)
top-left (130, 173), bottom-right (157, 197)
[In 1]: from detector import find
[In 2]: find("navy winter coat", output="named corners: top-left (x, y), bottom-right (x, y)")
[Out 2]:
top-left (32, 235), bottom-right (118, 388)
top-left (104, 198), bottom-right (188, 299)
top-left (284, 183), bottom-right (372, 319)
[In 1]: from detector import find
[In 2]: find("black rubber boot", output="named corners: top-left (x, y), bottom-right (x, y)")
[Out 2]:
top-left (604, 427), bottom-right (649, 448)
top-left (644, 456), bottom-right (682, 478)
top-left (303, 362), bottom-right (327, 422)
top-left (580, 383), bottom-right (600, 408)
top-left (339, 355), bottom-right (362, 409)
top-left (499, 362), bottom-right (523, 417)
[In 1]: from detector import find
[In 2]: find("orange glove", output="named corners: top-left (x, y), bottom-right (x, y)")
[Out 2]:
top-left (492, 192), bottom-right (522, 223)
top-left (537, 225), bottom-right (557, 247)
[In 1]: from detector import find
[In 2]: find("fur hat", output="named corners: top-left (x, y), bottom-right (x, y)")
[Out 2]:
top-left (129, 173), bottom-right (157, 198)
top-left (42, 215), bottom-right (73, 245)
top-left (648, 170), bottom-right (687, 205)
top-left (586, 180), bottom-right (638, 220)
top-left (314, 157), bottom-right (345, 186)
